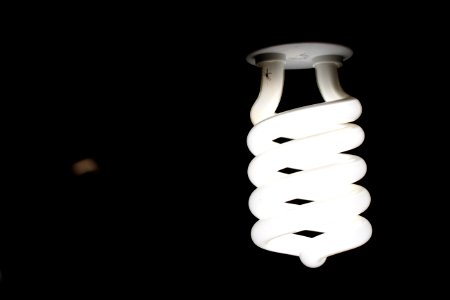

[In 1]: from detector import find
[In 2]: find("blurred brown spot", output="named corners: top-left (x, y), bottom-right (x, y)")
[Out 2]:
top-left (72, 158), bottom-right (100, 175)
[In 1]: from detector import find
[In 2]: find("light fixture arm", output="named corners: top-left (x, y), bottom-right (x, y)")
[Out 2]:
top-left (250, 53), bottom-right (286, 125)
top-left (313, 55), bottom-right (351, 102)
top-left (250, 54), bottom-right (352, 125)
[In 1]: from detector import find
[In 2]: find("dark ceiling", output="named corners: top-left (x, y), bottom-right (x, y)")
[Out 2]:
top-left (1, 5), bottom-right (446, 296)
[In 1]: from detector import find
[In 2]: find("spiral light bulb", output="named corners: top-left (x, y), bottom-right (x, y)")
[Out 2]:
top-left (246, 43), bottom-right (371, 268)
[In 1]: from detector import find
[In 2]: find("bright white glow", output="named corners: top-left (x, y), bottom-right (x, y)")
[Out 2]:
top-left (247, 52), bottom-right (371, 268)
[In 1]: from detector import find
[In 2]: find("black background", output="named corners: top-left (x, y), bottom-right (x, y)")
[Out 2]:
top-left (1, 4), bottom-right (448, 297)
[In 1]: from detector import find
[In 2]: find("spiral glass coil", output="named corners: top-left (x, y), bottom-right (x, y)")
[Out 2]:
top-left (247, 44), bottom-right (371, 268)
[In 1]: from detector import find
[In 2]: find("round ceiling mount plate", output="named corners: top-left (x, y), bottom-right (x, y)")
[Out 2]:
top-left (246, 43), bottom-right (353, 69)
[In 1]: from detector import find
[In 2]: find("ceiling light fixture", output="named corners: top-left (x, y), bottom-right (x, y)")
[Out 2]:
top-left (246, 43), bottom-right (371, 268)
